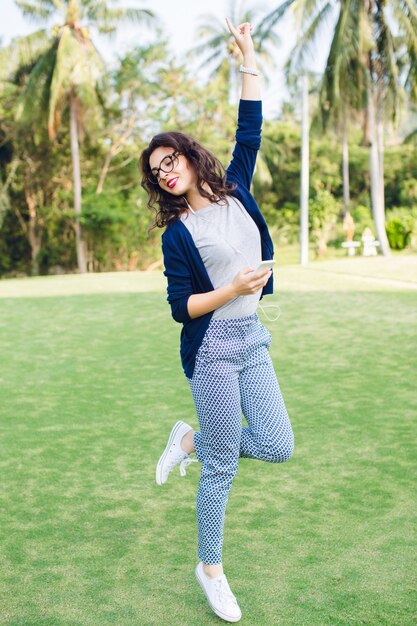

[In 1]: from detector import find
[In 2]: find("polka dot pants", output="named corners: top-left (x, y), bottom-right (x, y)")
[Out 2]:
top-left (187, 314), bottom-right (294, 565)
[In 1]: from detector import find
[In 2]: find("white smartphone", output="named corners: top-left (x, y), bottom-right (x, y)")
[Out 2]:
top-left (254, 260), bottom-right (275, 274)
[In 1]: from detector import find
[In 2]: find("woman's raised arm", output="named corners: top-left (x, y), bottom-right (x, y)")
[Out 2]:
top-left (226, 17), bottom-right (260, 101)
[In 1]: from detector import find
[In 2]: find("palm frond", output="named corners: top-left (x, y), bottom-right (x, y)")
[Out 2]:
top-left (47, 24), bottom-right (104, 135)
top-left (15, 40), bottom-right (58, 129)
top-left (392, 0), bottom-right (417, 101)
top-left (196, 49), bottom-right (224, 75)
top-left (256, 28), bottom-right (281, 51)
top-left (373, 1), bottom-right (405, 121)
top-left (15, 0), bottom-right (59, 22)
top-left (318, 0), bottom-right (369, 126)
top-left (257, 0), bottom-right (297, 32)
top-left (400, 0), bottom-right (417, 23)
top-left (292, 1), bottom-right (334, 70)
top-left (193, 1), bottom-right (282, 68)
top-left (0, 29), bottom-right (51, 81)
top-left (83, 2), bottom-right (155, 34)
top-left (405, 58), bottom-right (417, 102)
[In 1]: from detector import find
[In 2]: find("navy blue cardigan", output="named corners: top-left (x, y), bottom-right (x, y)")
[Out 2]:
top-left (161, 99), bottom-right (274, 378)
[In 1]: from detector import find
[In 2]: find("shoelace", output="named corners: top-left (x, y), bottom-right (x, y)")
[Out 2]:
top-left (164, 448), bottom-right (181, 470)
top-left (213, 576), bottom-right (238, 607)
top-left (179, 455), bottom-right (199, 477)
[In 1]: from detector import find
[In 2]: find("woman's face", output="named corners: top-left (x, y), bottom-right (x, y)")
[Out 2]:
top-left (148, 146), bottom-right (196, 196)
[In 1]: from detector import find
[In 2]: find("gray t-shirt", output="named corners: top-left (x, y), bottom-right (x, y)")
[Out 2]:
top-left (180, 195), bottom-right (262, 319)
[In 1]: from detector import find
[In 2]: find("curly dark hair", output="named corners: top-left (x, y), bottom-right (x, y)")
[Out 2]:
top-left (139, 131), bottom-right (236, 229)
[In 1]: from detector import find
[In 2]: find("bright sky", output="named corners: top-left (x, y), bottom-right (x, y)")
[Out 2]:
top-left (0, 0), bottom-right (303, 118)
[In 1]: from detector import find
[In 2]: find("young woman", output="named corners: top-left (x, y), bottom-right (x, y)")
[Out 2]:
top-left (140, 18), bottom-right (294, 624)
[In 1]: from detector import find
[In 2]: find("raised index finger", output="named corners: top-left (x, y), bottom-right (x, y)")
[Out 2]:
top-left (225, 16), bottom-right (239, 37)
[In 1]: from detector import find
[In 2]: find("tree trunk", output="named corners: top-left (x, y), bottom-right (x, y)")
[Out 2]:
top-left (377, 117), bottom-right (385, 222)
top-left (342, 122), bottom-right (350, 216)
top-left (362, 104), bottom-right (370, 146)
top-left (70, 92), bottom-right (87, 273)
top-left (96, 114), bottom-right (135, 194)
top-left (25, 189), bottom-right (42, 276)
top-left (96, 151), bottom-right (112, 195)
top-left (0, 160), bottom-right (42, 273)
top-left (367, 86), bottom-right (391, 256)
top-left (300, 74), bottom-right (309, 265)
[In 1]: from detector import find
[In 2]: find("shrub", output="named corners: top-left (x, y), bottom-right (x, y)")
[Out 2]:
top-left (386, 218), bottom-right (410, 250)
top-left (385, 207), bottom-right (417, 250)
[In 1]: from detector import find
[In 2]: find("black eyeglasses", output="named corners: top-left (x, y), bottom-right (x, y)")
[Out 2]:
top-left (148, 151), bottom-right (180, 185)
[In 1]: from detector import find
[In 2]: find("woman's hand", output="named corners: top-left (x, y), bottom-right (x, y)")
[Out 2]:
top-left (231, 267), bottom-right (271, 297)
top-left (225, 17), bottom-right (255, 57)
top-left (187, 267), bottom-right (270, 318)
top-left (226, 17), bottom-right (259, 100)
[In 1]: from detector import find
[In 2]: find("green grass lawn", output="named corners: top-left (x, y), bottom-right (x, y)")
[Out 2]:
top-left (0, 257), bottom-right (416, 625)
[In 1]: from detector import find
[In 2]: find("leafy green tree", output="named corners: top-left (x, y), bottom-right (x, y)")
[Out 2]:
top-left (80, 42), bottom-right (236, 271)
top-left (2, 30), bottom-right (417, 276)
top-left (262, 0), bottom-right (417, 256)
top-left (0, 49), bottom-right (76, 275)
top-left (8, 0), bottom-right (155, 273)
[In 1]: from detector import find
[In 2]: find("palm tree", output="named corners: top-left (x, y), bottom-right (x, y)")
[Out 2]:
top-left (261, 0), bottom-right (416, 256)
top-left (9, 0), bottom-right (155, 273)
top-left (318, 2), bottom-right (366, 217)
top-left (191, 0), bottom-right (280, 105)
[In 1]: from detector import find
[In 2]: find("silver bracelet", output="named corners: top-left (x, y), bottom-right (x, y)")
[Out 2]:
top-left (239, 64), bottom-right (259, 76)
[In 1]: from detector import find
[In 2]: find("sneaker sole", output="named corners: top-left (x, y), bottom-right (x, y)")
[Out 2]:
top-left (155, 420), bottom-right (185, 486)
top-left (195, 564), bottom-right (242, 623)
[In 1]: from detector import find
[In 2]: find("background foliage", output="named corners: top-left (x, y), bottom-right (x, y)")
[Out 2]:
top-left (1, 3), bottom-right (417, 276)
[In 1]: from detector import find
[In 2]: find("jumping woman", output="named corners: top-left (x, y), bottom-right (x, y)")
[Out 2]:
top-left (140, 18), bottom-right (294, 623)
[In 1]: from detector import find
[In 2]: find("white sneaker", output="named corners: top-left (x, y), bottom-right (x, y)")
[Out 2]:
top-left (155, 421), bottom-right (196, 486)
top-left (195, 561), bottom-right (242, 623)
